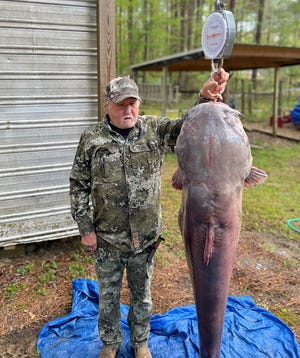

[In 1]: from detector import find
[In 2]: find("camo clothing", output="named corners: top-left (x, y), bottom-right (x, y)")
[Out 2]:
top-left (105, 76), bottom-right (141, 103)
top-left (95, 238), bottom-right (154, 349)
top-left (69, 114), bottom-right (183, 349)
top-left (70, 114), bottom-right (183, 253)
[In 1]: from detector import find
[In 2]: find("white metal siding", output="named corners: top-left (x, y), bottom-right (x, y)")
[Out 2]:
top-left (0, 0), bottom-right (98, 246)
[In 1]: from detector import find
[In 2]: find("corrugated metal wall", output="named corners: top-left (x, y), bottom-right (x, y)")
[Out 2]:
top-left (0, 0), bottom-right (98, 246)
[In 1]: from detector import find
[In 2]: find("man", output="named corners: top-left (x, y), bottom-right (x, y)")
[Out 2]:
top-left (70, 70), bottom-right (229, 358)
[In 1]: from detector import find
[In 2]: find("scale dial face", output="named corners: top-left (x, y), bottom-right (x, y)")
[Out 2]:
top-left (201, 11), bottom-right (227, 59)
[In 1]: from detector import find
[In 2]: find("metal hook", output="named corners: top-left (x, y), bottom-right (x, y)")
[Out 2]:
top-left (215, 0), bottom-right (226, 10)
top-left (211, 59), bottom-right (223, 76)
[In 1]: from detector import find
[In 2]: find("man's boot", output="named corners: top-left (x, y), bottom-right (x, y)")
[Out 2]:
top-left (134, 344), bottom-right (152, 358)
top-left (99, 345), bottom-right (118, 358)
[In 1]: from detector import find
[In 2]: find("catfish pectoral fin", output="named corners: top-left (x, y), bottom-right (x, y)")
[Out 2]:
top-left (172, 168), bottom-right (183, 190)
top-left (244, 166), bottom-right (268, 188)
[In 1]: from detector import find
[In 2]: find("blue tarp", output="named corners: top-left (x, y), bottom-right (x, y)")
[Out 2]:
top-left (291, 98), bottom-right (300, 125)
top-left (37, 278), bottom-right (300, 358)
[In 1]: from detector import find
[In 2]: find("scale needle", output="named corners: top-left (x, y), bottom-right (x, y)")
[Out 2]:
top-left (206, 32), bottom-right (223, 39)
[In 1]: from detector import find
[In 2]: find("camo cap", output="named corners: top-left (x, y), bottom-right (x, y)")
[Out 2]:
top-left (105, 76), bottom-right (142, 103)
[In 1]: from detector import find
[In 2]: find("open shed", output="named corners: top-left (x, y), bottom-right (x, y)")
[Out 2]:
top-left (131, 44), bottom-right (300, 133)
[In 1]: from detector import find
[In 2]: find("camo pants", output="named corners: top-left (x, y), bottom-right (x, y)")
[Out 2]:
top-left (94, 238), bottom-right (154, 350)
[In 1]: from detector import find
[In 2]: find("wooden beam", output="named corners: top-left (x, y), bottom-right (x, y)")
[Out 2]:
top-left (131, 44), bottom-right (300, 73)
top-left (97, 0), bottom-right (116, 120)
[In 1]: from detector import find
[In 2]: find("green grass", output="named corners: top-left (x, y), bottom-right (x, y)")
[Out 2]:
top-left (242, 144), bottom-right (299, 240)
top-left (160, 153), bottom-right (182, 247)
top-left (4, 284), bottom-right (18, 299)
top-left (160, 139), bottom-right (300, 243)
top-left (276, 307), bottom-right (299, 327)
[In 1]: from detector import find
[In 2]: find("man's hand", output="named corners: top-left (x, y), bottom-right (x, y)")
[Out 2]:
top-left (200, 68), bottom-right (230, 100)
top-left (81, 232), bottom-right (97, 251)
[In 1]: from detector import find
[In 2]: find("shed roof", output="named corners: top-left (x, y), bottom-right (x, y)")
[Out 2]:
top-left (131, 44), bottom-right (300, 72)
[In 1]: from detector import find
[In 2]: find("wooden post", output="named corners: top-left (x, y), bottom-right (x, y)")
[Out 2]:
top-left (248, 82), bottom-right (252, 115)
top-left (161, 66), bottom-right (168, 117)
top-left (272, 67), bottom-right (280, 136)
top-left (241, 79), bottom-right (245, 114)
top-left (96, 0), bottom-right (116, 120)
top-left (279, 79), bottom-right (283, 116)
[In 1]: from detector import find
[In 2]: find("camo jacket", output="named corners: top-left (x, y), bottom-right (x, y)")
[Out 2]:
top-left (70, 114), bottom-right (183, 253)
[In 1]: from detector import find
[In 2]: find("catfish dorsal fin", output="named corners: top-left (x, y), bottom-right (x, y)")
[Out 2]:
top-left (244, 166), bottom-right (268, 188)
top-left (172, 168), bottom-right (183, 190)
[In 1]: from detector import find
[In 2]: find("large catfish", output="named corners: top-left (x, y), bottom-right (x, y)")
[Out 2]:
top-left (172, 102), bottom-right (267, 358)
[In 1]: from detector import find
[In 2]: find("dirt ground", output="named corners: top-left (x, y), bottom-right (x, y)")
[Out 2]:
top-left (0, 128), bottom-right (299, 357)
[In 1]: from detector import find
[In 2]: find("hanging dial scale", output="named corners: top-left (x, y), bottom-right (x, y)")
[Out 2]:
top-left (201, 0), bottom-right (236, 67)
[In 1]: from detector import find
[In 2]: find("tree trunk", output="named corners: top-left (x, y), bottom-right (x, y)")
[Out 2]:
top-left (252, 0), bottom-right (265, 90)
top-left (127, 0), bottom-right (134, 66)
top-left (142, 0), bottom-right (149, 83)
top-left (229, 0), bottom-right (236, 12)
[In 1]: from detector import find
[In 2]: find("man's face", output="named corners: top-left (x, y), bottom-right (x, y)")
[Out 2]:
top-left (108, 97), bottom-right (140, 129)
